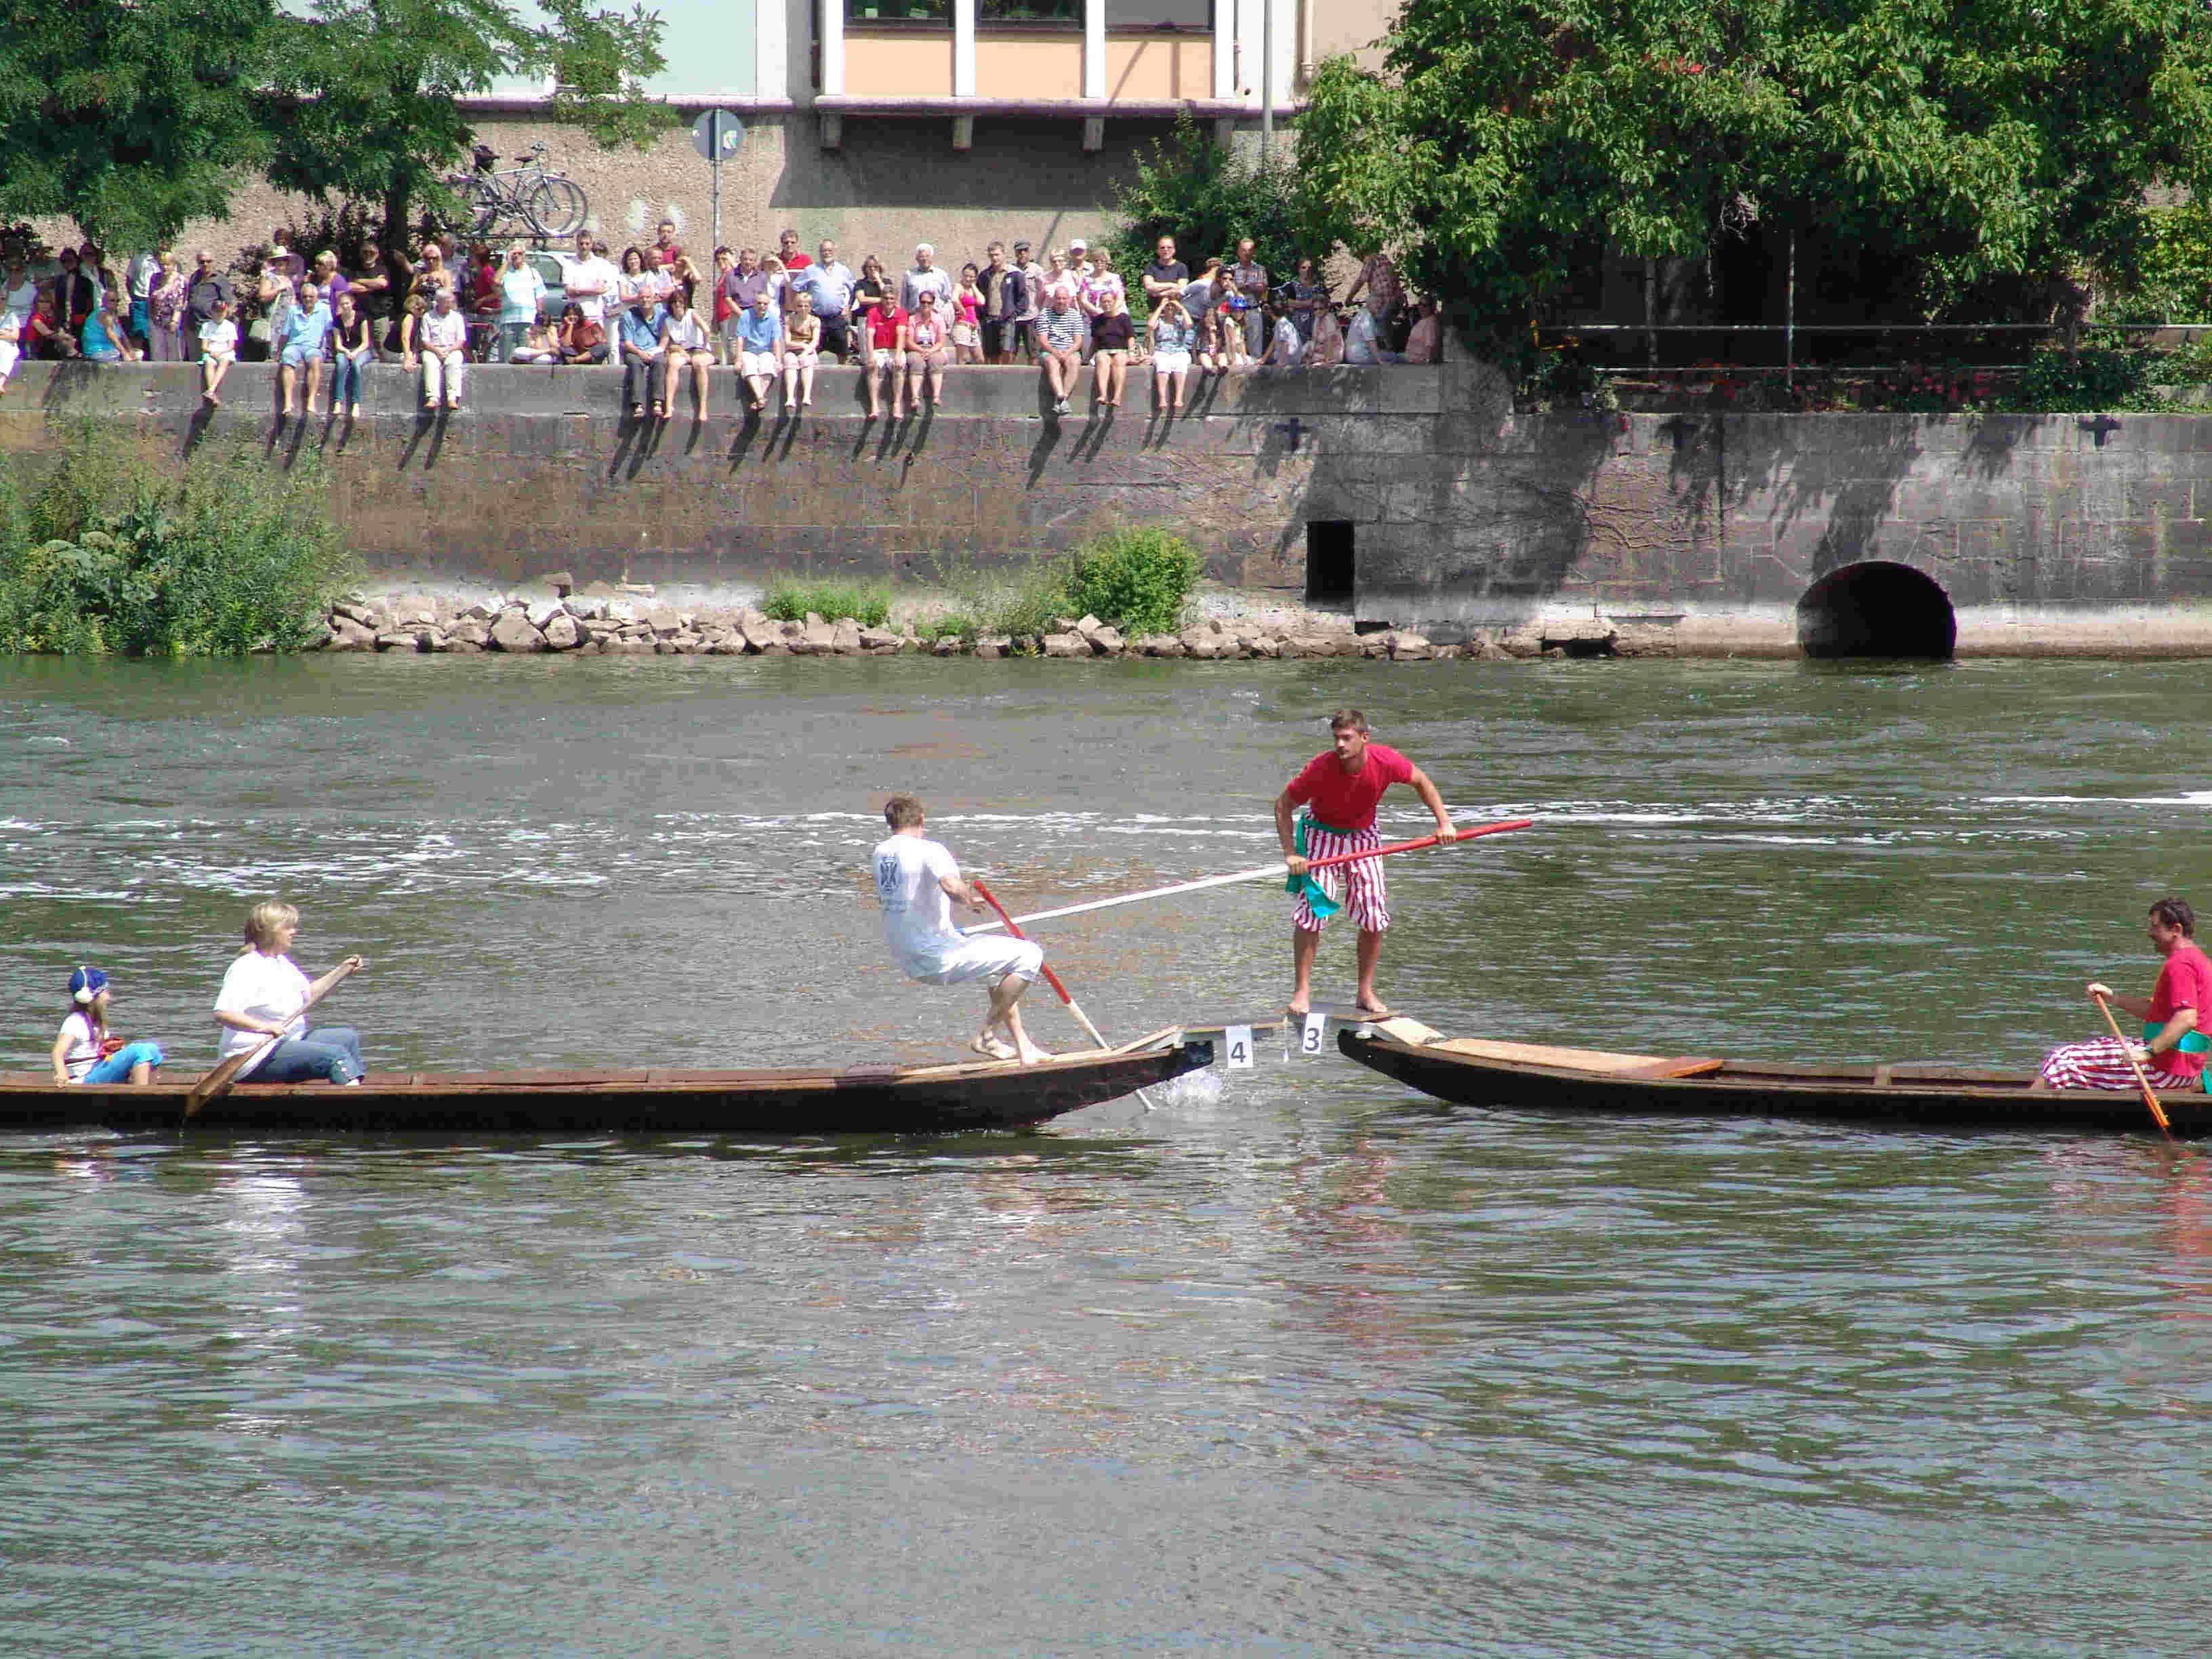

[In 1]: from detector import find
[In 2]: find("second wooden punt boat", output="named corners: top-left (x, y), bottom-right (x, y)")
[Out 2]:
top-left (0, 1030), bottom-right (1213, 1136)
top-left (1335, 1021), bottom-right (2211, 1137)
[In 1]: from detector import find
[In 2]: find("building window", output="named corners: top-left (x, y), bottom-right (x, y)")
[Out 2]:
top-left (1105, 0), bottom-right (1210, 26)
top-left (848, 0), bottom-right (949, 21)
top-left (980, 0), bottom-right (1082, 20)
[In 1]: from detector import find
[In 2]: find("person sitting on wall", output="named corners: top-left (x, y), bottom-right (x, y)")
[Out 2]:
top-left (1147, 292), bottom-right (1195, 415)
top-left (556, 302), bottom-right (607, 366)
top-left (618, 284), bottom-right (670, 419)
top-left (1402, 298), bottom-right (1441, 365)
top-left (198, 296), bottom-right (237, 403)
top-left (863, 284), bottom-right (907, 420)
top-left (1038, 287), bottom-right (1084, 418)
top-left (1258, 302), bottom-right (1307, 371)
top-left (736, 285), bottom-right (782, 413)
top-left (413, 286), bottom-right (469, 410)
top-left (900, 287), bottom-right (950, 413)
top-left (783, 287), bottom-right (822, 410)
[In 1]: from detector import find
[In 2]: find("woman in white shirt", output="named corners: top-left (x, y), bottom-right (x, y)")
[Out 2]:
top-left (657, 286), bottom-right (715, 420)
top-left (213, 901), bottom-right (367, 1086)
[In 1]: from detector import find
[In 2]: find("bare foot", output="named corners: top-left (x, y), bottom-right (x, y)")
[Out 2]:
top-left (969, 1035), bottom-right (1017, 1062)
top-left (1286, 998), bottom-right (1311, 1019)
top-left (1017, 1044), bottom-right (1052, 1066)
top-left (1355, 998), bottom-right (1395, 1019)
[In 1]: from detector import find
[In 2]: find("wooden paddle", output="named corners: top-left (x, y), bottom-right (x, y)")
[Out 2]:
top-left (970, 878), bottom-right (1159, 1112)
top-left (2091, 988), bottom-right (2179, 1143)
top-left (183, 960), bottom-right (360, 1122)
top-left (964, 817), bottom-right (1534, 935)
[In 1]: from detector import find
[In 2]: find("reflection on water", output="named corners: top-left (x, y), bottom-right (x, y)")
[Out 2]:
top-left (5, 654), bottom-right (2212, 1652)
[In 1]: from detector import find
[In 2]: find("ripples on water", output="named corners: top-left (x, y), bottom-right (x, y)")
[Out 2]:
top-left (5, 655), bottom-right (2212, 1654)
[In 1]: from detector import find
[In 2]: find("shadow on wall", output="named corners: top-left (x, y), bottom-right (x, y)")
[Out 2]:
top-left (1796, 560), bottom-right (1957, 659)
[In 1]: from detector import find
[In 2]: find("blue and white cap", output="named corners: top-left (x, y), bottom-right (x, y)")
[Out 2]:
top-left (68, 966), bottom-right (108, 1004)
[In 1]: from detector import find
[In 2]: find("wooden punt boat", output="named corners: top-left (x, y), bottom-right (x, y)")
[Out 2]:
top-left (0, 1030), bottom-right (1213, 1136)
top-left (1335, 1021), bottom-right (2212, 1137)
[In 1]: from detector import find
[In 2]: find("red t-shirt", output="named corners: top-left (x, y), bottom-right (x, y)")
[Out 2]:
top-left (781, 251), bottom-right (813, 271)
top-left (869, 304), bottom-right (907, 350)
top-left (2149, 941), bottom-right (2212, 1078)
top-left (1285, 742), bottom-right (1416, 832)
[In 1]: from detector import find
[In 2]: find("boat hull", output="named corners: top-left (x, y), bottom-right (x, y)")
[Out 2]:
top-left (1338, 1031), bottom-right (2212, 1137)
top-left (0, 1037), bottom-right (1213, 1136)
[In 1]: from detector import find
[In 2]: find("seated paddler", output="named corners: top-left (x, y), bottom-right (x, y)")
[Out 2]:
top-left (2034, 896), bottom-right (2212, 1092)
top-left (51, 966), bottom-right (165, 1086)
top-left (213, 901), bottom-right (369, 1086)
top-left (871, 794), bottom-right (1050, 1064)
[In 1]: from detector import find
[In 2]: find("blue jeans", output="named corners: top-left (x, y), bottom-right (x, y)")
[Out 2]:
top-left (498, 321), bottom-right (530, 361)
top-left (331, 350), bottom-right (367, 407)
top-left (82, 1041), bottom-right (165, 1084)
top-left (253, 1026), bottom-right (364, 1085)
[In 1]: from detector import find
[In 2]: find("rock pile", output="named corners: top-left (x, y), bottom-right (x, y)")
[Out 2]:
top-left (322, 602), bottom-right (1493, 661)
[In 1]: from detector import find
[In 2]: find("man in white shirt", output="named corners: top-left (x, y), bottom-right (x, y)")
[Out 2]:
top-left (565, 232), bottom-right (621, 327)
top-left (872, 794), bottom-right (1049, 1063)
top-left (899, 245), bottom-right (953, 318)
top-left (796, 241), bottom-right (856, 362)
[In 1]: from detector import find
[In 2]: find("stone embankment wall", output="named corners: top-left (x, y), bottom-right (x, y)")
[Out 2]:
top-left (9, 362), bottom-right (2212, 655)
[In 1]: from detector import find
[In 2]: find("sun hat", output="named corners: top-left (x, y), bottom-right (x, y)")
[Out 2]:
top-left (68, 966), bottom-right (108, 1004)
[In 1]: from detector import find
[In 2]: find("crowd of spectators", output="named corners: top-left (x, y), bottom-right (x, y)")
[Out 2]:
top-left (0, 218), bottom-right (1441, 420)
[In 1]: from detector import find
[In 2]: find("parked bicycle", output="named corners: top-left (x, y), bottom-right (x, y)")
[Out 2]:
top-left (444, 142), bottom-right (590, 241)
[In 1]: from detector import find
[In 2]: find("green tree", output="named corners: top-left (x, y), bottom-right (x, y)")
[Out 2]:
top-left (1298, 0), bottom-right (2212, 356)
top-left (1107, 115), bottom-right (1322, 295)
top-left (0, 0), bottom-right (277, 248)
top-left (260, 0), bottom-right (676, 253)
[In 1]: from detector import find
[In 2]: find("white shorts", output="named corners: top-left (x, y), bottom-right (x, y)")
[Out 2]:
top-left (1153, 349), bottom-right (1191, 375)
top-left (872, 348), bottom-right (900, 370)
top-left (896, 935), bottom-right (1044, 988)
top-left (741, 351), bottom-right (778, 377)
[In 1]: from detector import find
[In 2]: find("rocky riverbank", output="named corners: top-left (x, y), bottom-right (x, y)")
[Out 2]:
top-left (322, 588), bottom-right (1683, 661)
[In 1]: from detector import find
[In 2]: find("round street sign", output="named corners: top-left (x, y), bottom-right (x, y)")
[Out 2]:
top-left (691, 110), bottom-right (746, 161)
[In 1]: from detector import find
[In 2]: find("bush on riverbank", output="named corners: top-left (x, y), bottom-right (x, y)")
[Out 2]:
top-left (916, 530), bottom-right (1202, 649)
top-left (761, 580), bottom-right (891, 628)
top-left (0, 427), bottom-right (354, 655)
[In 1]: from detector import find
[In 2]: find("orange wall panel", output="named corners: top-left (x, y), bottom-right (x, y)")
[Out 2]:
top-left (1102, 36), bottom-right (1210, 102)
top-left (845, 30), bottom-right (954, 98)
top-left (973, 35), bottom-right (1084, 101)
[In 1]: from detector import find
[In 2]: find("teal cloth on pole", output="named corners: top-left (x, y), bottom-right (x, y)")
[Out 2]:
top-left (1285, 815), bottom-right (1343, 919)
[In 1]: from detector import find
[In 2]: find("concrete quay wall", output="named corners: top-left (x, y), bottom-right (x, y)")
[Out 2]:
top-left (7, 361), bottom-right (2212, 655)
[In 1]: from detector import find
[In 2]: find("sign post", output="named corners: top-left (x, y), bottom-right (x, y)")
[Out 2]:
top-left (689, 110), bottom-right (746, 252)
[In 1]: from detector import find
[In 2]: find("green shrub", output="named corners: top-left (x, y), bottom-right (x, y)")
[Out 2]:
top-left (2018, 345), bottom-right (2170, 413)
top-left (0, 427), bottom-right (354, 655)
top-left (760, 579), bottom-right (891, 627)
top-left (1064, 528), bottom-right (1202, 638)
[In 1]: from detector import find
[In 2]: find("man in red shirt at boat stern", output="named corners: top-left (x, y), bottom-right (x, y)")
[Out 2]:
top-left (2035, 896), bottom-right (2212, 1091)
top-left (1276, 708), bottom-right (1454, 1020)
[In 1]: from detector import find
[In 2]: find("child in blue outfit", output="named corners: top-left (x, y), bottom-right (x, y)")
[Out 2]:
top-left (50, 967), bottom-right (165, 1085)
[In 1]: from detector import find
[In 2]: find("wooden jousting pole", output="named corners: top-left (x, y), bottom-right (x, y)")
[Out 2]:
top-left (964, 817), bottom-right (1533, 936)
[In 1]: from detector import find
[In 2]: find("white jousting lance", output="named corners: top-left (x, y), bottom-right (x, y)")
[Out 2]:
top-left (963, 817), bottom-right (1534, 936)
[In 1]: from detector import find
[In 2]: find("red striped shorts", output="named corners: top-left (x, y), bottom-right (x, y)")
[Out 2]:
top-left (2037, 1036), bottom-right (2196, 1092)
top-left (1294, 823), bottom-right (1389, 933)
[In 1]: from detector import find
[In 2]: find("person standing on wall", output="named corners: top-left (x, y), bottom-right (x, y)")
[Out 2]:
top-left (1276, 710), bottom-right (1456, 1019)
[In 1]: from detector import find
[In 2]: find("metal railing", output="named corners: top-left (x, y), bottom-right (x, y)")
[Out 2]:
top-left (1538, 321), bottom-right (2212, 383)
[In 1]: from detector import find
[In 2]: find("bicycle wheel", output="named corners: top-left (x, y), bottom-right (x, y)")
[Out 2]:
top-left (466, 178), bottom-right (502, 239)
top-left (523, 177), bottom-right (588, 239)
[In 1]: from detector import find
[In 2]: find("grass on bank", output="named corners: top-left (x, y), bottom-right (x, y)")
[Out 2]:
top-left (911, 530), bottom-right (1204, 646)
top-left (0, 424), bottom-right (355, 655)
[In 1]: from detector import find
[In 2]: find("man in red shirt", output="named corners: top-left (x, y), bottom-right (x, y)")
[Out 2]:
top-left (2036, 897), bottom-right (2212, 1090)
top-left (1275, 709), bottom-right (1454, 1019)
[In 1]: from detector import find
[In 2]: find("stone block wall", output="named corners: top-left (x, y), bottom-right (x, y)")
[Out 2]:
top-left (7, 360), bottom-right (2212, 654)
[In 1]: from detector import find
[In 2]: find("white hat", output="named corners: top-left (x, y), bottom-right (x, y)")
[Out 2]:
top-left (1070, 237), bottom-right (1088, 249)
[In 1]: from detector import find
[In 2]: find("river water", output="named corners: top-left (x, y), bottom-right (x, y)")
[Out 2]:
top-left (4, 653), bottom-right (2211, 1655)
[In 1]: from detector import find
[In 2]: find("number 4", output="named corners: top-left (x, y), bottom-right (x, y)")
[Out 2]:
top-left (1225, 1025), bottom-right (1253, 1070)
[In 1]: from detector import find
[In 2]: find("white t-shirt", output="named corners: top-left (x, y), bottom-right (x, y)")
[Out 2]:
top-left (1271, 315), bottom-right (1306, 367)
top-left (569, 255), bottom-right (620, 323)
top-left (200, 317), bottom-right (238, 359)
top-left (57, 1011), bottom-right (100, 1081)
top-left (5, 276), bottom-right (37, 327)
top-left (214, 951), bottom-right (311, 1070)
top-left (872, 834), bottom-right (962, 966)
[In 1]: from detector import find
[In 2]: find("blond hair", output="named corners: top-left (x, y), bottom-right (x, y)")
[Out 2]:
top-left (243, 900), bottom-right (299, 951)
